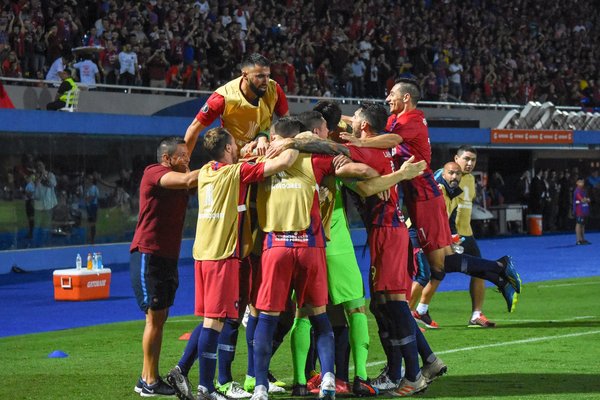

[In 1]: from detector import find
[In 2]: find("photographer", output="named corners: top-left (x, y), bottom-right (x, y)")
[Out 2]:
top-left (146, 47), bottom-right (169, 91)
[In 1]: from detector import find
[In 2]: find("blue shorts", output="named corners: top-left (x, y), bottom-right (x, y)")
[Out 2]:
top-left (575, 216), bottom-right (587, 225)
top-left (130, 251), bottom-right (179, 312)
top-left (461, 236), bottom-right (481, 257)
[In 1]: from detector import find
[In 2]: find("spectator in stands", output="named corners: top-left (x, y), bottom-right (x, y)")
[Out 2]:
top-left (45, 52), bottom-right (72, 83)
top-left (73, 54), bottom-right (100, 88)
top-left (1, 50), bottom-right (22, 77)
top-left (146, 48), bottom-right (169, 91)
top-left (46, 69), bottom-right (77, 110)
top-left (99, 40), bottom-right (118, 84)
top-left (33, 160), bottom-right (57, 230)
top-left (118, 43), bottom-right (139, 86)
top-left (182, 60), bottom-right (202, 90)
top-left (448, 57), bottom-right (464, 101)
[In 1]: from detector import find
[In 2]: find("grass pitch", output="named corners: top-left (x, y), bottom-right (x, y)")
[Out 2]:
top-left (2, 277), bottom-right (600, 399)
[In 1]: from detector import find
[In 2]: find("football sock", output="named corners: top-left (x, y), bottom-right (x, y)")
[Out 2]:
top-left (198, 327), bottom-right (220, 393)
top-left (217, 319), bottom-right (239, 385)
top-left (348, 312), bottom-right (369, 380)
top-left (386, 301), bottom-right (419, 382)
top-left (416, 303), bottom-right (429, 315)
top-left (290, 317), bottom-right (311, 385)
top-left (245, 314), bottom-right (258, 377)
top-left (444, 253), bottom-right (503, 275)
top-left (413, 318), bottom-right (433, 362)
top-left (254, 313), bottom-right (279, 389)
top-left (333, 324), bottom-right (350, 382)
top-left (309, 313), bottom-right (335, 376)
top-left (178, 322), bottom-right (202, 375)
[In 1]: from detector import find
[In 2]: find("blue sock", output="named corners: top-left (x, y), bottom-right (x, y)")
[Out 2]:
top-left (178, 322), bottom-right (202, 375)
top-left (198, 327), bottom-right (220, 393)
top-left (309, 313), bottom-right (335, 376)
top-left (445, 253), bottom-right (503, 275)
top-left (386, 301), bottom-right (419, 381)
top-left (254, 313), bottom-right (279, 388)
top-left (413, 318), bottom-right (433, 362)
top-left (246, 314), bottom-right (258, 377)
top-left (218, 319), bottom-right (239, 385)
top-left (333, 325), bottom-right (350, 382)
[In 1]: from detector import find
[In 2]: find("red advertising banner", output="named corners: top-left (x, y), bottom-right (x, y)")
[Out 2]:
top-left (491, 129), bottom-right (573, 144)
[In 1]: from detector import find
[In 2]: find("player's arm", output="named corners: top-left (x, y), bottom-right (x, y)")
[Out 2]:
top-left (339, 133), bottom-right (403, 148)
top-left (334, 161), bottom-right (379, 179)
top-left (262, 149), bottom-right (299, 177)
top-left (184, 118), bottom-right (207, 154)
top-left (158, 169), bottom-right (200, 190)
top-left (349, 156), bottom-right (425, 197)
top-left (266, 135), bottom-right (350, 158)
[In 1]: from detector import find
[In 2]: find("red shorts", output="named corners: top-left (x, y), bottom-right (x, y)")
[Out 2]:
top-left (407, 196), bottom-right (452, 253)
top-left (194, 259), bottom-right (241, 319)
top-left (255, 247), bottom-right (328, 312)
top-left (368, 226), bottom-right (411, 295)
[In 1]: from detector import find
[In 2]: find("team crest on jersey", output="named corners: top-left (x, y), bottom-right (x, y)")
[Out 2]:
top-left (200, 103), bottom-right (209, 113)
top-left (422, 118), bottom-right (428, 126)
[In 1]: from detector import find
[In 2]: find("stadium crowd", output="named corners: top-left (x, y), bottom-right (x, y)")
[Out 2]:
top-left (1, 0), bottom-right (599, 106)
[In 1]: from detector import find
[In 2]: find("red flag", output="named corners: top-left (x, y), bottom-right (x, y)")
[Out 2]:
top-left (0, 82), bottom-right (15, 108)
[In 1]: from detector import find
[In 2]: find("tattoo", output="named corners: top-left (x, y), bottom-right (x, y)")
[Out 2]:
top-left (291, 137), bottom-right (350, 156)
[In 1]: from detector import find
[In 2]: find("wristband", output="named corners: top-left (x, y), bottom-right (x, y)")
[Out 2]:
top-left (254, 130), bottom-right (270, 141)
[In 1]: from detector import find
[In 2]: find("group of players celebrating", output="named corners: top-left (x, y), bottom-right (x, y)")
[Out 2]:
top-left (130, 53), bottom-right (522, 400)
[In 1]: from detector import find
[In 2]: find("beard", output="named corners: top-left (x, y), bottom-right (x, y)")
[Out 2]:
top-left (248, 80), bottom-right (267, 98)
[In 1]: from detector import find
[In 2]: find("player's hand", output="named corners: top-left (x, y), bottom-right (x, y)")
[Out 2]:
top-left (399, 156), bottom-right (426, 180)
top-left (265, 138), bottom-right (293, 159)
top-left (240, 141), bottom-right (257, 158)
top-left (339, 133), bottom-right (359, 145)
top-left (376, 189), bottom-right (391, 201)
top-left (255, 136), bottom-right (269, 156)
top-left (332, 154), bottom-right (352, 169)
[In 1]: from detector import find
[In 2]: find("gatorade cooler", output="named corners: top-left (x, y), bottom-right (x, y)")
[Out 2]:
top-left (527, 214), bottom-right (543, 236)
top-left (53, 268), bottom-right (111, 301)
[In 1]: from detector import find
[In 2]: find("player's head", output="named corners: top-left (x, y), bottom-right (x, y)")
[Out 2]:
top-left (313, 100), bottom-right (342, 133)
top-left (352, 102), bottom-right (388, 137)
top-left (203, 127), bottom-right (238, 163)
top-left (576, 178), bottom-right (585, 188)
top-left (387, 77), bottom-right (421, 114)
top-left (297, 110), bottom-right (328, 139)
top-left (271, 116), bottom-right (304, 140)
top-left (157, 136), bottom-right (189, 172)
top-left (241, 53), bottom-right (271, 98)
top-left (442, 161), bottom-right (462, 188)
top-left (455, 145), bottom-right (477, 174)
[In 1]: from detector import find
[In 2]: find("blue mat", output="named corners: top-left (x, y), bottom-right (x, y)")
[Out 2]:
top-left (1, 232), bottom-right (598, 338)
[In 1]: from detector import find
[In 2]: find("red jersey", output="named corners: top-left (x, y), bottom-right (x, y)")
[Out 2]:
top-left (264, 154), bottom-right (335, 249)
top-left (386, 109), bottom-right (442, 201)
top-left (348, 145), bottom-right (409, 227)
top-left (130, 164), bottom-right (190, 259)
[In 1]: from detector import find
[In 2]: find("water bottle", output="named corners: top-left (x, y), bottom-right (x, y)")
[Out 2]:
top-left (92, 253), bottom-right (98, 270)
top-left (96, 252), bottom-right (103, 270)
top-left (87, 253), bottom-right (93, 270)
top-left (76, 253), bottom-right (82, 270)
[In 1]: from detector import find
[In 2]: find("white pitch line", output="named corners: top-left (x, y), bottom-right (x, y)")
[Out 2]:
top-left (538, 281), bottom-right (600, 288)
top-left (493, 316), bottom-right (597, 323)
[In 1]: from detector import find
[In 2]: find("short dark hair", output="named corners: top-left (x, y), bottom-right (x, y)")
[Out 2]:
top-left (157, 136), bottom-right (185, 162)
top-left (203, 127), bottom-right (233, 160)
top-left (395, 77), bottom-right (421, 104)
top-left (241, 53), bottom-right (270, 69)
top-left (357, 102), bottom-right (388, 133)
top-left (272, 117), bottom-right (304, 138)
top-left (456, 145), bottom-right (477, 156)
top-left (313, 100), bottom-right (342, 132)
top-left (297, 111), bottom-right (325, 132)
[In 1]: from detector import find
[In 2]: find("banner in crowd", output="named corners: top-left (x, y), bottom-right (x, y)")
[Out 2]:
top-left (491, 129), bottom-right (573, 144)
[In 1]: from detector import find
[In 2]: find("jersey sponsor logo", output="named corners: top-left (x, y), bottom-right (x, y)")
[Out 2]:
top-left (198, 212), bottom-right (225, 219)
top-left (274, 233), bottom-right (309, 242)
top-left (87, 279), bottom-right (106, 288)
top-left (422, 118), bottom-right (428, 126)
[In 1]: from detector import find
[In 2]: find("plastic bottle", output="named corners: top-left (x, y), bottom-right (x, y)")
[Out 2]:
top-left (86, 253), bottom-right (93, 270)
top-left (96, 252), bottom-right (103, 270)
top-left (451, 234), bottom-right (464, 254)
top-left (76, 253), bottom-right (82, 270)
top-left (92, 253), bottom-right (98, 270)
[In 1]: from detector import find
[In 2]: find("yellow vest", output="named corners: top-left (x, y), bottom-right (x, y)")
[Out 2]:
top-left (257, 153), bottom-right (317, 232)
top-left (456, 173), bottom-right (475, 236)
top-left (319, 176), bottom-right (337, 240)
top-left (193, 162), bottom-right (250, 260)
top-left (215, 77), bottom-right (280, 148)
top-left (439, 184), bottom-right (459, 219)
top-left (59, 78), bottom-right (77, 102)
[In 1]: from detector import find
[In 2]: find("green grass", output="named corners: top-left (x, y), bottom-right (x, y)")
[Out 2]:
top-left (2, 277), bottom-right (600, 399)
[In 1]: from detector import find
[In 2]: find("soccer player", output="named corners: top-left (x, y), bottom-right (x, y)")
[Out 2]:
top-left (184, 53), bottom-right (289, 157)
top-left (130, 137), bottom-right (200, 397)
top-left (251, 117), bottom-right (391, 400)
top-left (574, 178), bottom-right (591, 245)
top-left (358, 78), bottom-right (522, 328)
top-left (168, 127), bottom-right (299, 400)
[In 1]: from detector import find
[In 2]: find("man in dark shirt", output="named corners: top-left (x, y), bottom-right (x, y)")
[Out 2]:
top-left (130, 137), bottom-right (200, 397)
top-left (46, 69), bottom-right (77, 111)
